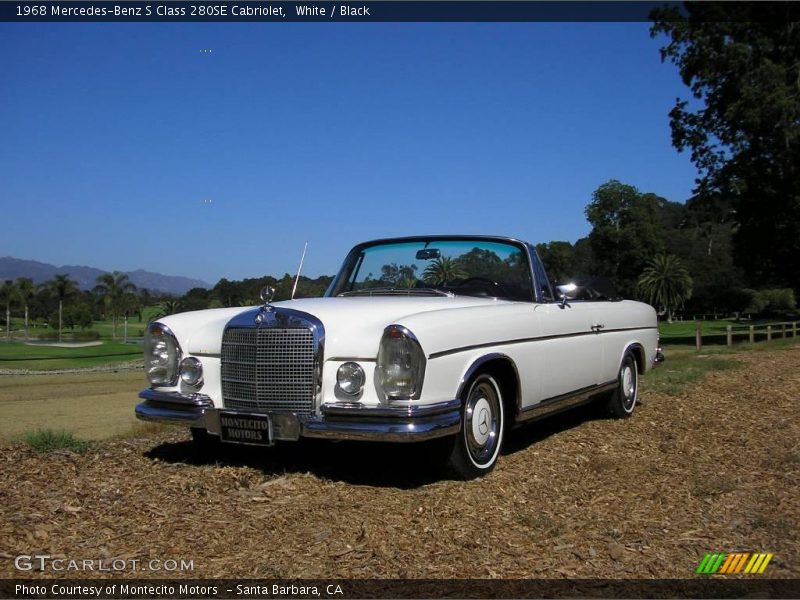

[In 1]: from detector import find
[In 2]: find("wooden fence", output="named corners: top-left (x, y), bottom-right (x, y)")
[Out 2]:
top-left (692, 321), bottom-right (798, 351)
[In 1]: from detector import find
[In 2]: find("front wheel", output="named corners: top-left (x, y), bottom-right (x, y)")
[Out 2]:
top-left (606, 352), bottom-right (638, 418)
top-left (447, 373), bottom-right (505, 479)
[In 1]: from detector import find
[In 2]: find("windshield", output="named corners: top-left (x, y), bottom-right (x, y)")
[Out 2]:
top-left (326, 238), bottom-right (534, 301)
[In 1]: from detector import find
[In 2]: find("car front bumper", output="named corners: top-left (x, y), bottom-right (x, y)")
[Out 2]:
top-left (135, 389), bottom-right (461, 444)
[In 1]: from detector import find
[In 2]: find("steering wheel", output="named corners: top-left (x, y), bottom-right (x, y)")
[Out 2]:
top-left (456, 277), bottom-right (511, 298)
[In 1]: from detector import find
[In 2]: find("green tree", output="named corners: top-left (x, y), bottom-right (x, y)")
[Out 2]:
top-left (15, 277), bottom-right (35, 341)
top-left (651, 4), bottom-right (800, 291)
top-left (151, 299), bottom-right (183, 321)
top-left (44, 274), bottom-right (79, 342)
top-left (422, 257), bottom-right (466, 286)
top-left (637, 254), bottom-right (693, 323)
top-left (181, 287), bottom-right (212, 312)
top-left (94, 271), bottom-right (136, 340)
top-left (535, 241), bottom-right (576, 284)
top-left (63, 303), bottom-right (94, 330)
top-left (212, 278), bottom-right (242, 307)
top-left (0, 280), bottom-right (18, 342)
top-left (585, 180), bottom-right (666, 296)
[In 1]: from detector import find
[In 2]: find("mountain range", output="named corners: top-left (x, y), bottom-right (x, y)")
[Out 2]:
top-left (0, 257), bottom-right (210, 296)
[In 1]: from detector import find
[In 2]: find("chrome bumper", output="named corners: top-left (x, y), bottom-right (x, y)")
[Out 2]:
top-left (136, 390), bottom-right (461, 443)
top-left (654, 346), bottom-right (665, 367)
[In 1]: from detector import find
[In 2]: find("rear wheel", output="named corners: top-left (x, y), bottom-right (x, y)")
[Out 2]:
top-left (606, 352), bottom-right (638, 418)
top-left (447, 373), bottom-right (505, 479)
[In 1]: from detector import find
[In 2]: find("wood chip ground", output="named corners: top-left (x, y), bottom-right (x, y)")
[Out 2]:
top-left (1, 347), bottom-right (798, 579)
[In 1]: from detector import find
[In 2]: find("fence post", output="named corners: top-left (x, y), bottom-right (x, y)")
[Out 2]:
top-left (749, 325), bottom-right (755, 343)
top-left (767, 325), bottom-right (772, 341)
top-left (794, 321), bottom-right (797, 338)
top-left (727, 325), bottom-right (733, 347)
top-left (695, 321), bottom-right (702, 351)
top-left (782, 323), bottom-right (787, 339)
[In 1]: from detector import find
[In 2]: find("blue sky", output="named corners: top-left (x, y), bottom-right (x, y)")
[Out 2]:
top-left (0, 22), bottom-right (697, 284)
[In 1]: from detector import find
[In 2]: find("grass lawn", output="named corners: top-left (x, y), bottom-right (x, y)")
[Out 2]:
top-left (4, 305), bottom-right (161, 342)
top-left (0, 341), bottom-right (142, 370)
top-left (658, 318), bottom-right (799, 341)
top-left (0, 371), bottom-right (170, 443)
top-left (644, 337), bottom-right (798, 395)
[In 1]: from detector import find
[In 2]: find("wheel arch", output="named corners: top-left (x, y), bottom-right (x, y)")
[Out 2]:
top-left (456, 353), bottom-right (521, 426)
top-left (623, 342), bottom-right (646, 375)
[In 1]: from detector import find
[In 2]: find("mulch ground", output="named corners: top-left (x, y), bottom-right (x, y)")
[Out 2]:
top-left (0, 346), bottom-right (798, 579)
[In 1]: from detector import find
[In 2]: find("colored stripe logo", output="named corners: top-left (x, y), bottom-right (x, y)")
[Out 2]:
top-left (696, 552), bottom-right (774, 574)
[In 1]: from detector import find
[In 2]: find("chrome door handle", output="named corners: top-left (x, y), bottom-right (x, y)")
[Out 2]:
top-left (591, 323), bottom-right (605, 332)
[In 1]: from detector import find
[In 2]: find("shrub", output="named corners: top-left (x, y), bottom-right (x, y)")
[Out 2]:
top-left (23, 429), bottom-right (89, 454)
top-left (745, 288), bottom-right (797, 316)
top-left (71, 330), bottom-right (101, 341)
top-left (35, 331), bottom-right (58, 341)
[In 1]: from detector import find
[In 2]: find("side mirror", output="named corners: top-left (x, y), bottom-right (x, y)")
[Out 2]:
top-left (556, 283), bottom-right (578, 308)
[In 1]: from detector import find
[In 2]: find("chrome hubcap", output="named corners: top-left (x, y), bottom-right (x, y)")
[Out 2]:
top-left (622, 364), bottom-right (636, 411)
top-left (465, 379), bottom-right (501, 465)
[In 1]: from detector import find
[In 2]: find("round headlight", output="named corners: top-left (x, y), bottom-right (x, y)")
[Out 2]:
top-left (336, 362), bottom-right (365, 396)
top-left (144, 323), bottom-right (182, 386)
top-left (179, 357), bottom-right (203, 387)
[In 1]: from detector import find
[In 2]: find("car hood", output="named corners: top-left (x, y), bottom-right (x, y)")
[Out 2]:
top-left (157, 295), bottom-right (505, 359)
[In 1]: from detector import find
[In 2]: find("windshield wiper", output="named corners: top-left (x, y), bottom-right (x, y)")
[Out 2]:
top-left (339, 287), bottom-right (454, 297)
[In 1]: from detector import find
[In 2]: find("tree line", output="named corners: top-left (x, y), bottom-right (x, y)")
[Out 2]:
top-left (0, 271), bottom-right (334, 342)
top-left (0, 272), bottom-right (151, 342)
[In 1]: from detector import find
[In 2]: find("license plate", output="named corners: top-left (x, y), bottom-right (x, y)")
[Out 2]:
top-left (219, 412), bottom-right (273, 446)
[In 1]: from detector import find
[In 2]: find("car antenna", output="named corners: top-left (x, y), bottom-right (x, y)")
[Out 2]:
top-left (291, 241), bottom-right (308, 300)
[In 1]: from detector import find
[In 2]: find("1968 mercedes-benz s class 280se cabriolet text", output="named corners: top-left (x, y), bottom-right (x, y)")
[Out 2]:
top-left (136, 236), bottom-right (663, 478)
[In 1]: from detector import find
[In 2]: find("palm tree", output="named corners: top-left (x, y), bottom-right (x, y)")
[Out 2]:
top-left (15, 277), bottom-right (35, 341)
top-left (44, 274), bottom-right (79, 342)
top-left (422, 257), bottom-right (467, 286)
top-left (0, 280), bottom-right (18, 342)
top-left (119, 292), bottom-right (141, 343)
top-left (94, 271), bottom-right (137, 340)
top-left (637, 254), bottom-right (693, 323)
top-left (151, 298), bottom-right (182, 322)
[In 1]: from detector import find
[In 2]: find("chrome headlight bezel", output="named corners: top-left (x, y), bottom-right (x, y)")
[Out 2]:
top-left (179, 356), bottom-right (204, 387)
top-left (336, 361), bottom-right (365, 396)
top-left (144, 322), bottom-right (182, 386)
top-left (376, 325), bottom-right (426, 401)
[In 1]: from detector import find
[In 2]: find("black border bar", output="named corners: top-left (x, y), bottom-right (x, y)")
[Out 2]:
top-left (2, 579), bottom-right (800, 599)
top-left (4, 1), bottom-right (683, 23)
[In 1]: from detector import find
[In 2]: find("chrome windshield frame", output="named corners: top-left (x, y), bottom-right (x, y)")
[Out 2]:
top-left (325, 235), bottom-right (538, 303)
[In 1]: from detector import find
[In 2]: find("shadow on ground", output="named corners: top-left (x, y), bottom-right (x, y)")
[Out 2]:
top-left (144, 398), bottom-right (618, 489)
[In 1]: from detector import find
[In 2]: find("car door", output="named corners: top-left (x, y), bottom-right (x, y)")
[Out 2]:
top-left (534, 300), bottom-right (604, 401)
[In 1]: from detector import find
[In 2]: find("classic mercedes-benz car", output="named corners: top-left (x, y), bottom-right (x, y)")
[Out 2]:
top-left (136, 236), bottom-right (663, 478)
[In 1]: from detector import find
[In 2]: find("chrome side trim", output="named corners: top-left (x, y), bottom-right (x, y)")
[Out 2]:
top-left (516, 381), bottom-right (617, 424)
top-left (428, 326), bottom-right (660, 360)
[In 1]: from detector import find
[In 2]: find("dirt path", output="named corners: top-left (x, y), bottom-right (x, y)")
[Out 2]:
top-left (0, 346), bottom-right (797, 579)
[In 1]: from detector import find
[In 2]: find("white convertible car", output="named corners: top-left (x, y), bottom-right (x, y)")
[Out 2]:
top-left (137, 236), bottom-right (663, 478)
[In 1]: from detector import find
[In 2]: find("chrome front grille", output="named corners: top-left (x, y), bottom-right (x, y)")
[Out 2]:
top-left (221, 326), bottom-right (316, 415)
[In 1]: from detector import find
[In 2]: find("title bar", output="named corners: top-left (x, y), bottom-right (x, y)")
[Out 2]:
top-left (4, 1), bottom-right (682, 23)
